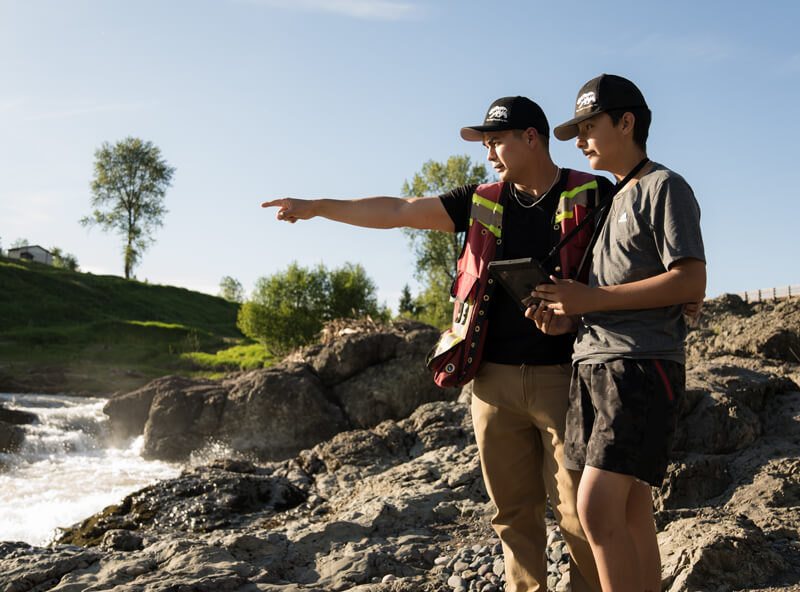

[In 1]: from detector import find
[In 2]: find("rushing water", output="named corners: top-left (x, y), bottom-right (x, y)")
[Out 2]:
top-left (0, 392), bottom-right (183, 546)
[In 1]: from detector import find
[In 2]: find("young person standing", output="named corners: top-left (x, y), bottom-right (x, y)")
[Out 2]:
top-left (263, 96), bottom-right (609, 592)
top-left (530, 74), bottom-right (706, 592)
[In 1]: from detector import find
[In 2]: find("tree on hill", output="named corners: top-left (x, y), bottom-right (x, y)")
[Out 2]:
top-left (81, 137), bottom-right (175, 279)
top-left (401, 154), bottom-right (491, 327)
top-left (50, 247), bottom-right (79, 271)
top-left (219, 276), bottom-right (245, 303)
top-left (237, 262), bottom-right (388, 355)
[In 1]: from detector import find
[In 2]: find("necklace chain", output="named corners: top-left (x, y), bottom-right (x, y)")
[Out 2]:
top-left (513, 168), bottom-right (561, 209)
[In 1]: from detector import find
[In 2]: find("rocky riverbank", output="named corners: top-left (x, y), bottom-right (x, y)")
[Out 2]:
top-left (1, 295), bottom-right (800, 591)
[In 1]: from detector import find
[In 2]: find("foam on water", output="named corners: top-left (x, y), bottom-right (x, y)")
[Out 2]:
top-left (0, 393), bottom-right (182, 546)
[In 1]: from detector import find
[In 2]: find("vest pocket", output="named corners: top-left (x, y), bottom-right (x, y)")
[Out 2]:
top-left (426, 271), bottom-right (482, 387)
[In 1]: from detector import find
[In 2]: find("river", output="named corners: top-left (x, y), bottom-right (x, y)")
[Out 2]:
top-left (0, 392), bottom-right (182, 546)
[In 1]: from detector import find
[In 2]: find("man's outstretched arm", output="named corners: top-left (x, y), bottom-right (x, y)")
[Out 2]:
top-left (261, 196), bottom-right (455, 232)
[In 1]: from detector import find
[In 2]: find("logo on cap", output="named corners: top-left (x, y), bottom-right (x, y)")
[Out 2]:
top-left (486, 106), bottom-right (509, 122)
top-left (576, 91), bottom-right (596, 113)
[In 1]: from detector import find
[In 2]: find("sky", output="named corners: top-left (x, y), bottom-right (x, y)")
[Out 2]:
top-left (1, 0), bottom-right (798, 313)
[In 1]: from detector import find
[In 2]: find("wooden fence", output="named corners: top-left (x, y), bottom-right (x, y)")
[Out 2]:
top-left (737, 285), bottom-right (800, 303)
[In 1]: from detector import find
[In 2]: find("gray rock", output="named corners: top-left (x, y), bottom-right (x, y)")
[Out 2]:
top-left (660, 513), bottom-right (791, 592)
top-left (103, 374), bottom-right (197, 440)
top-left (217, 363), bottom-right (351, 461)
top-left (142, 381), bottom-right (229, 461)
top-left (0, 404), bottom-right (36, 425)
top-left (333, 355), bottom-right (453, 428)
top-left (306, 330), bottom-right (402, 386)
top-left (492, 556), bottom-right (505, 577)
top-left (0, 543), bottom-right (102, 591)
top-left (101, 529), bottom-right (143, 552)
top-left (0, 421), bottom-right (24, 454)
top-left (655, 453), bottom-right (733, 510)
top-left (678, 392), bottom-right (762, 455)
top-left (103, 321), bottom-right (459, 463)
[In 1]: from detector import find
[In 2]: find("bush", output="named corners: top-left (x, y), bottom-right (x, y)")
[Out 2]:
top-left (237, 262), bottom-right (388, 355)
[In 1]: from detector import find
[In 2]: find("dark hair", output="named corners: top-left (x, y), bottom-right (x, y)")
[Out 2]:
top-left (607, 107), bottom-right (651, 150)
top-left (512, 127), bottom-right (550, 150)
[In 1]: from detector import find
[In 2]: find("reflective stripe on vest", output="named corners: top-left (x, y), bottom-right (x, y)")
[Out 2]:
top-left (469, 193), bottom-right (504, 238)
top-left (554, 180), bottom-right (599, 224)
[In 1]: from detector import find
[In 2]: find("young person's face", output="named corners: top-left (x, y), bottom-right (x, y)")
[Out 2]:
top-left (575, 113), bottom-right (623, 173)
top-left (482, 129), bottom-right (534, 183)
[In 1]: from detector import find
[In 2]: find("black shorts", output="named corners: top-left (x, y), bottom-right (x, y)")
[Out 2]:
top-left (564, 359), bottom-right (684, 487)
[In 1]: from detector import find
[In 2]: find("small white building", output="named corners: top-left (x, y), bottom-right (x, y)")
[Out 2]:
top-left (7, 245), bottom-right (53, 265)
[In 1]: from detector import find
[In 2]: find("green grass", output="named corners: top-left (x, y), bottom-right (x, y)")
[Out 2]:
top-left (182, 343), bottom-right (275, 373)
top-left (0, 257), bottom-right (274, 395)
top-left (0, 258), bottom-right (239, 334)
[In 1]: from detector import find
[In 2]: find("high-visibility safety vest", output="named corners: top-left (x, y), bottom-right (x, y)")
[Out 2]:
top-left (426, 170), bottom-right (600, 388)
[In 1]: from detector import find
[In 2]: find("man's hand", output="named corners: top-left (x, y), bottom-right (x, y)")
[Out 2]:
top-left (683, 300), bottom-right (703, 317)
top-left (683, 300), bottom-right (703, 327)
top-left (260, 195), bottom-right (455, 231)
top-left (525, 300), bottom-right (579, 335)
top-left (533, 277), bottom-right (598, 316)
top-left (261, 198), bottom-right (316, 223)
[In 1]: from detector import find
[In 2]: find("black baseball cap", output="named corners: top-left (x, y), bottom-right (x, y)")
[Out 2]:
top-left (461, 96), bottom-right (549, 142)
top-left (554, 74), bottom-right (649, 141)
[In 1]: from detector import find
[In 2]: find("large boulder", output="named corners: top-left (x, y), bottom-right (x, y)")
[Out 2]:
top-left (306, 331), bottom-right (402, 385)
top-left (660, 513), bottom-right (792, 592)
top-left (215, 363), bottom-right (351, 461)
top-left (103, 375), bottom-right (201, 441)
top-left (141, 381), bottom-right (229, 461)
top-left (104, 321), bottom-right (460, 462)
top-left (687, 294), bottom-right (800, 364)
top-left (656, 356), bottom-right (800, 513)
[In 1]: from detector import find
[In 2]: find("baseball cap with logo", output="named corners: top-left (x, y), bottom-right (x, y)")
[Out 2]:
top-left (553, 74), bottom-right (649, 141)
top-left (460, 96), bottom-right (549, 142)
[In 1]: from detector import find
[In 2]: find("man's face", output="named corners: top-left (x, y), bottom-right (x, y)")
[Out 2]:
top-left (482, 129), bottom-right (532, 183)
top-left (575, 113), bottom-right (622, 172)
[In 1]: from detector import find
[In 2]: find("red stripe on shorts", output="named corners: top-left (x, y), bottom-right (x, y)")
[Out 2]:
top-left (652, 360), bottom-right (674, 401)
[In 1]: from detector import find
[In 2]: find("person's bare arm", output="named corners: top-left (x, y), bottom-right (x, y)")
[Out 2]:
top-left (261, 196), bottom-right (455, 232)
top-left (534, 258), bottom-right (706, 316)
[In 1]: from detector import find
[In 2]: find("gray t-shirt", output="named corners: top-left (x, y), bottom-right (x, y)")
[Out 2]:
top-left (572, 162), bottom-right (705, 365)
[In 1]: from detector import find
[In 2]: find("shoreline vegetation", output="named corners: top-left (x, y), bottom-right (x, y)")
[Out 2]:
top-left (0, 257), bottom-right (274, 397)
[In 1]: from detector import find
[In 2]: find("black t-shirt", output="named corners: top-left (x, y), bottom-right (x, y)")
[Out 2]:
top-left (439, 170), bottom-right (607, 365)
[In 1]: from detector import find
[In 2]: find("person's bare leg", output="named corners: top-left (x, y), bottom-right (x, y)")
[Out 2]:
top-left (626, 480), bottom-right (661, 592)
top-left (577, 466), bottom-right (642, 592)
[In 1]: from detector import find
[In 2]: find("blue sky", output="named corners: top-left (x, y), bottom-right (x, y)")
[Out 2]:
top-left (1, 0), bottom-right (797, 312)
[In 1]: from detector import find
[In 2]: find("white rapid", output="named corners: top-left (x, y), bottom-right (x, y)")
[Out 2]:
top-left (0, 392), bottom-right (182, 546)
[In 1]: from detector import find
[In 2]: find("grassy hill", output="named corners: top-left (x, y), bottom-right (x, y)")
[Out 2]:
top-left (0, 257), bottom-right (272, 396)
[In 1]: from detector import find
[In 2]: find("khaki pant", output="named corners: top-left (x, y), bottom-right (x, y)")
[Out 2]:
top-left (471, 362), bottom-right (600, 592)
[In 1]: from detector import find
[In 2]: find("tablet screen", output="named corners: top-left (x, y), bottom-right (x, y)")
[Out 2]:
top-left (487, 258), bottom-right (553, 312)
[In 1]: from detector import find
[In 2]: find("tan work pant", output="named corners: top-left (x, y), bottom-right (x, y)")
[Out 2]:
top-left (471, 362), bottom-right (600, 592)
